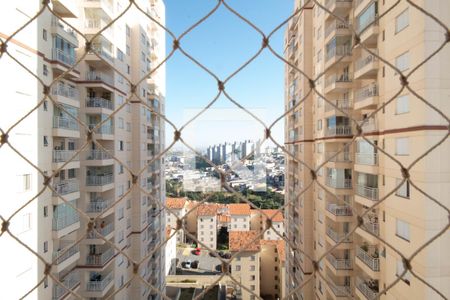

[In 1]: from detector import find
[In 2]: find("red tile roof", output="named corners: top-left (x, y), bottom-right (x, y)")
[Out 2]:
top-left (197, 203), bottom-right (218, 216)
top-left (228, 203), bottom-right (251, 215)
top-left (166, 197), bottom-right (187, 209)
top-left (229, 230), bottom-right (260, 252)
top-left (261, 209), bottom-right (284, 223)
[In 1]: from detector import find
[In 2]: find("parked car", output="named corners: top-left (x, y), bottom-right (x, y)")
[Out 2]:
top-left (191, 260), bottom-right (199, 269)
top-left (184, 260), bottom-right (192, 269)
top-left (192, 247), bottom-right (201, 255)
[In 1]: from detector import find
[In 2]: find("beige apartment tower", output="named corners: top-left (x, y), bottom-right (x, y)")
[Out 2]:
top-left (284, 1), bottom-right (449, 300)
top-left (0, 0), bottom-right (166, 299)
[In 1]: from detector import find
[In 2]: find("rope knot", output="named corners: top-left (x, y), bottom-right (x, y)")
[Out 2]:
top-left (132, 174), bottom-right (138, 184)
top-left (1, 220), bottom-right (10, 233)
top-left (87, 221), bottom-right (94, 232)
top-left (312, 260), bottom-right (319, 271)
top-left (41, 0), bottom-right (50, 5)
top-left (265, 128), bottom-right (271, 139)
top-left (176, 219), bottom-right (183, 230)
top-left (0, 42), bottom-right (7, 54)
top-left (262, 36), bottom-right (269, 48)
top-left (173, 39), bottom-right (180, 50)
top-left (85, 41), bottom-right (92, 52)
top-left (356, 124), bottom-right (363, 135)
top-left (400, 75), bottom-right (409, 86)
top-left (401, 167), bottom-right (410, 179)
top-left (130, 84), bottom-right (137, 94)
top-left (43, 175), bottom-right (52, 187)
top-left (310, 170), bottom-right (317, 180)
top-left (221, 261), bottom-right (229, 273)
top-left (0, 132), bottom-right (9, 145)
top-left (44, 263), bottom-right (52, 275)
top-left (43, 85), bottom-right (51, 96)
top-left (357, 216), bottom-right (364, 227)
top-left (174, 130), bottom-right (181, 141)
top-left (402, 257), bottom-right (412, 271)
top-left (265, 218), bottom-right (272, 230)
top-left (445, 30), bottom-right (450, 43)
top-left (86, 130), bottom-right (93, 142)
top-left (217, 80), bottom-right (225, 91)
top-left (354, 35), bottom-right (361, 45)
top-left (308, 79), bottom-right (315, 89)
top-left (133, 262), bottom-right (139, 274)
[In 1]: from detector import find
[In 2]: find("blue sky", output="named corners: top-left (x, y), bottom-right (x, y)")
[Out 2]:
top-left (163, 0), bottom-right (294, 149)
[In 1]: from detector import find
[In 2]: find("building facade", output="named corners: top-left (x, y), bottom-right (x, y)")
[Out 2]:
top-left (0, 0), bottom-right (166, 299)
top-left (284, 1), bottom-right (449, 300)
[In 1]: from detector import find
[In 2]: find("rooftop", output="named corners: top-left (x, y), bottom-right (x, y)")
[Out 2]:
top-left (260, 209), bottom-right (284, 222)
top-left (228, 203), bottom-right (251, 215)
top-left (229, 230), bottom-right (260, 252)
top-left (166, 197), bottom-right (187, 209)
top-left (198, 203), bottom-right (218, 216)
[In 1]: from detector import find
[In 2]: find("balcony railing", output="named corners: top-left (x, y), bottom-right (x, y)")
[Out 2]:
top-left (326, 203), bottom-right (352, 216)
top-left (355, 83), bottom-right (378, 102)
top-left (325, 73), bottom-right (352, 87)
top-left (88, 124), bottom-right (113, 135)
top-left (325, 0), bottom-right (353, 9)
top-left (87, 149), bottom-right (112, 160)
top-left (52, 210), bottom-right (80, 231)
top-left (327, 277), bottom-right (352, 297)
top-left (86, 71), bottom-right (114, 86)
top-left (86, 271), bottom-right (113, 291)
top-left (84, 18), bottom-right (113, 35)
top-left (85, 0), bottom-right (114, 14)
top-left (356, 152), bottom-right (378, 165)
top-left (53, 244), bottom-right (79, 265)
top-left (357, 12), bottom-right (378, 33)
top-left (53, 116), bottom-right (79, 131)
top-left (52, 271), bottom-right (80, 300)
top-left (325, 151), bottom-right (352, 162)
top-left (53, 150), bottom-right (79, 163)
top-left (87, 199), bottom-right (112, 213)
top-left (361, 118), bottom-right (377, 132)
top-left (326, 177), bottom-right (352, 189)
top-left (326, 45), bottom-right (352, 62)
top-left (53, 179), bottom-right (79, 196)
top-left (327, 254), bottom-right (352, 270)
top-left (357, 246), bottom-right (380, 271)
top-left (86, 174), bottom-right (113, 186)
top-left (326, 227), bottom-right (352, 243)
top-left (86, 97), bottom-right (114, 110)
top-left (325, 20), bottom-right (350, 37)
top-left (52, 48), bottom-right (76, 66)
top-left (356, 277), bottom-right (379, 300)
top-left (356, 184), bottom-right (378, 200)
top-left (86, 248), bottom-right (114, 266)
top-left (52, 83), bottom-right (78, 99)
top-left (90, 43), bottom-right (114, 62)
top-left (87, 223), bottom-right (114, 238)
top-left (324, 99), bottom-right (352, 112)
top-left (325, 125), bottom-right (352, 136)
top-left (362, 219), bottom-right (380, 236)
top-left (51, 17), bottom-right (76, 38)
top-left (356, 50), bottom-right (378, 71)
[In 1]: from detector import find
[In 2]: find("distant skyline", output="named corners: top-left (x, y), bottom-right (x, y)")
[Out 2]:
top-left (164, 0), bottom-right (293, 149)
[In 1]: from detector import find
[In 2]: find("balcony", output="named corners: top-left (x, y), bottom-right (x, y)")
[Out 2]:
top-left (354, 83), bottom-right (378, 110)
top-left (325, 126), bottom-right (352, 137)
top-left (52, 270), bottom-right (80, 300)
top-left (356, 246), bottom-right (380, 271)
top-left (87, 222), bottom-right (114, 239)
top-left (86, 149), bottom-right (113, 167)
top-left (86, 198), bottom-right (112, 214)
top-left (52, 150), bottom-right (79, 169)
top-left (325, 45), bottom-right (352, 68)
top-left (325, 21), bottom-right (351, 39)
top-left (326, 177), bottom-right (352, 189)
top-left (327, 278), bottom-right (352, 298)
top-left (324, 99), bottom-right (352, 115)
top-left (356, 184), bottom-right (378, 201)
top-left (355, 152), bottom-right (378, 166)
top-left (86, 248), bottom-right (114, 266)
top-left (356, 277), bottom-right (379, 300)
top-left (362, 218), bottom-right (379, 236)
top-left (361, 118), bottom-right (377, 133)
top-left (52, 82), bottom-right (79, 107)
top-left (324, 73), bottom-right (352, 94)
top-left (326, 227), bottom-right (352, 243)
top-left (356, 11), bottom-right (379, 45)
top-left (51, 17), bottom-right (78, 46)
top-left (52, 179), bottom-right (80, 202)
top-left (327, 254), bottom-right (352, 271)
top-left (85, 71), bottom-right (114, 87)
top-left (53, 116), bottom-right (80, 138)
top-left (86, 97), bottom-right (114, 113)
top-left (52, 48), bottom-right (76, 67)
top-left (324, 0), bottom-right (352, 17)
top-left (86, 174), bottom-right (113, 186)
top-left (325, 151), bottom-right (352, 163)
top-left (355, 50), bottom-right (378, 79)
top-left (84, 18), bottom-right (113, 39)
top-left (326, 203), bottom-right (352, 216)
top-left (52, 210), bottom-right (80, 238)
top-left (52, 244), bottom-right (80, 271)
top-left (88, 124), bottom-right (114, 139)
top-left (86, 271), bottom-right (114, 293)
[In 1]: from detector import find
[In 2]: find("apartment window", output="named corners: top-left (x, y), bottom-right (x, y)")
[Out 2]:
top-left (395, 52), bottom-right (409, 72)
top-left (43, 64), bottom-right (48, 76)
top-left (395, 8), bottom-right (409, 33)
top-left (317, 143), bottom-right (323, 153)
top-left (42, 29), bottom-right (47, 40)
top-left (250, 265), bottom-right (255, 271)
top-left (395, 137), bottom-right (409, 156)
top-left (119, 140), bottom-right (124, 151)
top-left (126, 122), bottom-right (131, 132)
top-left (43, 100), bottom-right (48, 111)
top-left (317, 49), bottom-right (322, 62)
top-left (117, 48), bottom-right (124, 61)
top-left (317, 119), bottom-right (322, 131)
top-left (118, 117), bottom-right (124, 129)
top-left (118, 164), bottom-right (124, 174)
top-left (126, 45), bottom-right (130, 55)
top-left (21, 174), bottom-right (31, 191)
top-left (43, 136), bottom-right (48, 147)
top-left (396, 95), bottom-right (409, 114)
top-left (275, 266), bottom-right (278, 271)
top-left (396, 219), bottom-right (410, 241)
top-left (43, 241), bottom-right (48, 253)
top-left (250, 285), bottom-right (255, 291)
top-left (250, 275), bottom-right (256, 281)
top-left (126, 25), bottom-right (131, 36)
top-left (250, 255), bottom-right (256, 261)
top-left (396, 259), bottom-right (411, 284)
top-left (127, 65), bottom-right (131, 74)
top-left (396, 179), bottom-right (410, 198)
top-left (127, 199), bottom-right (131, 209)
top-left (43, 206), bottom-right (48, 217)
top-left (68, 168), bottom-right (76, 179)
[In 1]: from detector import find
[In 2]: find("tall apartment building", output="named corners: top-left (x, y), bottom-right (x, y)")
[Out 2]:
top-left (0, 0), bottom-right (166, 299)
top-left (284, 1), bottom-right (449, 300)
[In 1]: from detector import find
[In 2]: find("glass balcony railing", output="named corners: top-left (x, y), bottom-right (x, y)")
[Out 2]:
top-left (326, 177), bottom-right (352, 189)
top-left (326, 203), bottom-right (353, 216)
top-left (327, 277), bottom-right (352, 297)
top-left (86, 149), bottom-right (112, 160)
top-left (356, 50), bottom-right (378, 71)
top-left (355, 83), bottom-right (378, 102)
top-left (52, 244), bottom-right (79, 265)
top-left (86, 71), bottom-right (114, 85)
top-left (325, 73), bottom-right (352, 87)
top-left (325, 151), bottom-right (352, 163)
top-left (53, 150), bottom-right (79, 163)
top-left (324, 99), bottom-right (352, 112)
top-left (86, 248), bottom-right (114, 266)
top-left (52, 83), bottom-right (78, 99)
top-left (52, 210), bottom-right (80, 231)
top-left (53, 179), bottom-right (79, 196)
top-left (362, 218), bottom-right (380, 236)
top-left (53, 116), bottom-right (79, 131)
top-left (356, 184), bottom-right (379, 200)
top-left (86, 198), bottom-right (112, 213)
top-left (52, 270), bottom-right (80, 300)
top-left (52, 48), bottom-right (76, 66)
top-left (86, 271), bottom-right (113, 292)
top-left (88, 124), bottom-right (114, 135)
top-left (326, 227), bottom-right (352, 243)
top-left (86, 97), bottom-right (114, 110)
top-left (356, 152), bottom-right (378, 165)
top-left (87, 223), bottom-right (114, 238)
top-left (86, 174), bottom-right (114, 186)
